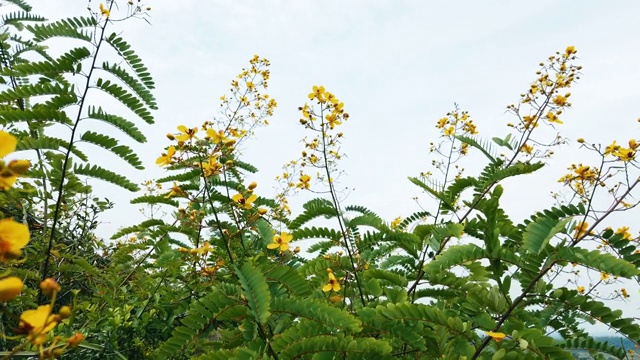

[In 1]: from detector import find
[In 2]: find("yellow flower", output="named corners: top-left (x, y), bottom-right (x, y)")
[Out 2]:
top-left (604, 141), bottom-right (620, 155)
top-left (546, 111), bottom-right (563, 124)
top-left (0, 218), bottom-right (30, 262)
top-left (577, 285), bottom-right (585, 294)
top-left (232, 193), bottom-right (258, 210)
top-left (99, 3), bottom-right (110, 17)
top-left (615, 227), bottom-right (633, 240)
top-left (444, 126), bottom-right (455, 136)
top-left (553, 95), bottom-right (567, 107)
top-left (0, 276), bottom-right (23, 301)
top-left (298, 174), bottom-right (311, 189)
top-left (520, 143), bottom-right (534, 154)
top-left (267, 231), bottom-right (293, 251)
top-left (436, 117), bottom-right (448, 129)
top-left (190, 241), bottom-right (212, 255)
top-left (8, 159), bottom-right (31, 175)
top-left (156, 146), bottom-right (176, 167)
top-left (612, 147), bottom-right (635, 162)
top-left (322, 271), bottom-right (341, 292)
top-left (19, 305), bottom-right (58, 345)
top-left (200, 155), bottom-right (222, 177)
top-left (165, 182), bottom-right (185, 198)
top-left (565, 46), bottom-right (576, 56)
top-left (0, 168), bottom-right (17, 190)
top-left (0, 131), bottom-right (17, 157)
top-left (206, 128), bottom-right (229, 144)
top-left (573, 221), bottom-right (589, 239)
top-left (621, 288), bottom-right (630, 298)
top-left (325, 112), bottom-right (342, 129)
top-left (485, 331), bottom-right (506, 343)
top-left (600, 272), bottom-right (610, 281)
top-left (308, 85), bottom-right (326, 103)
top-left (391, 217), bottom-right (401, 229)
top-left (175, 125), bottom-right (198, 142)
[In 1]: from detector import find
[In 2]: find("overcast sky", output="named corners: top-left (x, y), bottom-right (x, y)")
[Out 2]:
top-left (25, 1), bottom-right (640, 335)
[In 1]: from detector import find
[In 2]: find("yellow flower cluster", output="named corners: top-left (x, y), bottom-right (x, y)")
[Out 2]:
top-left (390, 216), bottom-right (402, 229)
top-left (435, 109), bottom-right (478, 137)
top-left (431, 109), bottom-right (478, 160)
top-left (0, 133), bottom-right (82, 354)
top-left (557, 164), bottom-right (600, 197)
top-left (303, 85), bottom-right (349, 131)
top-left (0, 131), bottom-right (32, 313)
top-left (506, 46), bottom-right (581, 159)
top-left (603, 139), bottom-right (637, 162)
top-left (275, 86), bottom-right (348, 215)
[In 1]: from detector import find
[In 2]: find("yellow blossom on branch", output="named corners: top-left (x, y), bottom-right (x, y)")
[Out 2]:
top-left (0, 130), bottom-right (17, 157)
top-left (175, 125), bottom-right (198, 142)
top-left (99, 3), bottom-right (110, 17)
top-left (485, 331), bottom-right (506, 343)
top-left (298, 174), bottom-right (311, 189)
top-left (18, 305), bottom-right (59, 345)
top-left (267, 232), bottom-right (293, 251)
top-left (0, 218), bottom-right (30, 262)
top-left (621, 288), bottom-right (630, 298)
top-left (0, 276), bottom-right (23, 301)
top-left (615, 227), bottom-right (633, 240)
top-left (308, 85), bottom-right (326, 103)
top-left (612, 147), bottom-right (635, 162)
top-left (156, 146), bottom-right (176, 167)
top-left (577, 285), bottom-right (586, 294)
top-left (325, 113), bottom-right (342, 129)
top-left (322, 270), bottom-right (341, 292)
top-left (573, 221), bottom-right (590, 239)
top-left (232, 193), bottom-right (257, 210)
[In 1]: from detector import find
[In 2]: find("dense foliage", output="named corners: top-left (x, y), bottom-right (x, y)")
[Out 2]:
top-left (0, 1), bottom-right (639, 359)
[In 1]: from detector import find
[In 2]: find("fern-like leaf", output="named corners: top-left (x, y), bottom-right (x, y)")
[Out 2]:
top-left (235, 262), bottom-right (271, 325)
top-left (152, 289), bottom-right (237, 359)
top-left (100, 61), bottom-right (157, 109)
top-left (86, 106), bottom-right (146, 142)
top-left (94, 78), bottom-right (154, 124)
top-left (79, 130), bottom-right (144, 169)
top-left (522, 216), bottom-right (571, 255)
top-left (105, 33), bottom-right (155, 89)
top-left (26, 16), bottom-right (96, 42)
top-left (73, 163), bottom-right (139, 191)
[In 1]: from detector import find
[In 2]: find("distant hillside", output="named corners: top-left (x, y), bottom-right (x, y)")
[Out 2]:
top-left (567, 336), bottom-right (638, 359)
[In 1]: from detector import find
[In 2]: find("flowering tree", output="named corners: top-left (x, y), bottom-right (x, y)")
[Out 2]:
top-left (1, 1), bottom-right (639, 359)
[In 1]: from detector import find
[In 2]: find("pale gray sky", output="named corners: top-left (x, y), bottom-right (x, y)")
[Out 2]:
top-left (25, 1), bottom-right (640, 336)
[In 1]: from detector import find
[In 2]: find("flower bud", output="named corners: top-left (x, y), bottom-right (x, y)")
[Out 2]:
top-left (40, 278), bottom-right (61, 297)
top-left (59, 305), bottom-right (72, 318)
